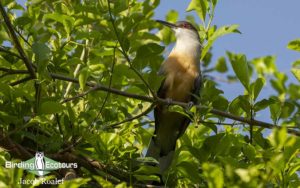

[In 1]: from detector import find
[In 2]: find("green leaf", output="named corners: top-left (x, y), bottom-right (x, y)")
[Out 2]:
top-left (291, 68), bottom-right (300, 82)
top-left (168, 105), bottom-right (191, 119)
top-left (269, 102), bottom-right (281, 123)
top-left (202, 163), bottom-right (224, 188)
top-left (201, 25), bottom-right (240, 60)
top-left (215, 57), bottom-right (228, 73)
top-left (211, 0), bottom-right (219, 7)
top-left (32, 42), bottom-right (51, 73)
top-left (280, 101), bottom-right (295, 119)
top-left (43, 13), bottom-right (75, 34)
top-left (270, 72), bottom-right (287, 94)
top-left (134, 165), bottom-right (159, 175)
top-left (40, 101), bottom-right (64, 114)
top-left (254, 98), bottom-right (275, 112)
top-left (250, 77), bottom-right (265, 101)
top-left (79, 67), bottom-right (90, 90)
top-left (227, 52), bottom-right (250, 91)
top-left (186, 0), bottom-right (208, 23)
top-left (136, 43), bottom-right (164, 58)
top-left (269, 127), bottom-right (287, 149)
top-left (133, 174), bottom-right (161, 182)
top-left (243, 144), bottom-right (256, 161)
top-left (252, 56), bottom-right (277, 75)
top-left (287, 39), bottom-right (300, 52)
top-left (235, 168), bottom-right (251, 183)
top-left (177, 161), bottom-right (201, 183)
top-left (292, 59), bottom-right (300, 67)
top-left (229, 95), bottom-right (251, 115)
top-left (166, 9), bottom-right (178, 23)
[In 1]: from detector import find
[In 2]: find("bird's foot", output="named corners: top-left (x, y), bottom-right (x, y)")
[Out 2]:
top-left (166, 98), bottom-right (173, 107)
top-left (186, 101), bottom-right (194, 109)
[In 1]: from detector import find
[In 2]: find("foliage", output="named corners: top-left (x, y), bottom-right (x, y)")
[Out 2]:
top-left (0, 0), bottom-right (300, 187)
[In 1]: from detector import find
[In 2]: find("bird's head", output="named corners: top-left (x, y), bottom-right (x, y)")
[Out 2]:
top-left (156, 20), bottom-right (200, 42)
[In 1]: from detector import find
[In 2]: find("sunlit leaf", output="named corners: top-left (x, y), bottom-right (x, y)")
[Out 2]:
top-left (201, 25), bottom-right (241, 60)
top-left (287, 39), bottom-right (300, 52)
top-left (166, 9), bottom-right (178, 23)
top-left (186, 0), bottom-right (208, 23)
top-left (203, 163), bottom-right (224, 188)
top-left (227, 52), bottom-right (250, 91)
top-left (250, 77), bottom-right (265, 101)
top-left (40, 101), bottom-right (64, 114)
top-left (291, 68), bottom-right (300, 82)
top-left (215, 57), bottom-right (228, 73)
top-left (79, 67), bottom-right (90, 90)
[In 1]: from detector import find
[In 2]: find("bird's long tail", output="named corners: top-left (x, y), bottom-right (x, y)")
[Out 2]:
top-left (146, 137), bottom-right (174, 173)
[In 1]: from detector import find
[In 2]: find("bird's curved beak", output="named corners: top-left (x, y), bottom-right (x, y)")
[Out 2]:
top-left (156, 20), bottom-right (177, 29)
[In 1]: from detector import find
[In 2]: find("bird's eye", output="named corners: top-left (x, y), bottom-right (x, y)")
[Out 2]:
top-left (183, 23), bottom-right (189, 28)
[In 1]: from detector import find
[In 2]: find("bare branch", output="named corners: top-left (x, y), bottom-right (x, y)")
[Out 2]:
top-left (0, 67), bottom-right (29, 74)
top-left (9, 76), bottom-right (33, 86)
top-left (0, 67), bottom-right (29, 78)
top-left (62, 86), bottom-right (98, 103)
top-left (0, 2), bottom-right (36, 78)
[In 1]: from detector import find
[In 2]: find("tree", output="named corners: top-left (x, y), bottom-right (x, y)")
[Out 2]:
top-left (0, 0), bottom-right (300, 187)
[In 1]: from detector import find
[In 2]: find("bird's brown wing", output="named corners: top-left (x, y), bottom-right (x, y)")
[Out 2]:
top-left (177, 74), bottom-right (202, 139)
top-left (154, 78), bottom-right (167, 135)
top-left (154, 74), bottom-right (201, 138)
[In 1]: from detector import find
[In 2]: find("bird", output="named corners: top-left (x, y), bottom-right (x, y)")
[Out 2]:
top-left (146, 20), bottom-right (202, 176)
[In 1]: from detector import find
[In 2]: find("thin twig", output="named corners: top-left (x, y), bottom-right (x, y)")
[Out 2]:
top-left (13, 25), bottom-right (32, 47)
top-left (0, 2), bottom-right (36, 78)
top-left (0, 67), bottom-right (29, 78)
top-left (62, 86), bottom-right (98, 103)
top-left (199, 120), bottom-right (242, 126)
top-left (99, 48), bottom-right (116, 114)
top-left (106, 0), bottom-right (156, 97)
top-left (0, 67), bottom-right (29, 74)
top-left (91, 45), bottom-right (117, 126)
top-left (109, 104), bottom-right (154, 129)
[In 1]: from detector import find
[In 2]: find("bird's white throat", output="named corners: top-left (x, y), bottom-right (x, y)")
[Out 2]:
top-left (172, 28), bottom-right (202, 60)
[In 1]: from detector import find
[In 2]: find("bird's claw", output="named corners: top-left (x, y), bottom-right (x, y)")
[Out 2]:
top-left (186, 101), bottom-right (194, 109)
top-left (166, 98), bottom-right (173, 107)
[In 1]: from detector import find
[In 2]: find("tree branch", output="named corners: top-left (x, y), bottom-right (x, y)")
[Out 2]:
top-left (0, 67), bottom-right (29, 78)
top-left (9, 76), bottom-right (33, 86)
top-left (49, 72), bottom-right (300, 136)
top-left (0, 2), bottom-right (36, 78)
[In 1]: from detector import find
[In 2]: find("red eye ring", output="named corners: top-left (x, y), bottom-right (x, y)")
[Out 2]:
top-left (183, 23), bottom-right (189, 28)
